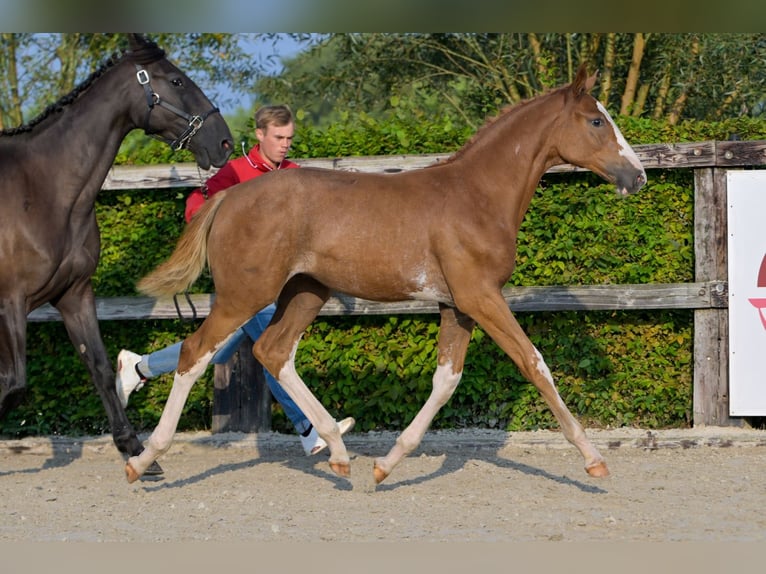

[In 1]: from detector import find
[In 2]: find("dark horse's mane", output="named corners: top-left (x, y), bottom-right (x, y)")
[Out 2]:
top-left (0, 37), bottom-right (165, 137)
top-left (437, 84), bottom-right (566, 168)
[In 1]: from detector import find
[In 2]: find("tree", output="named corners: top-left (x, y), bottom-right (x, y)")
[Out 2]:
top-left (256, 33), bottom-right (766, 128)
top-left (0, 33), bottom-right (30, 129)
top-left (0, 33), bottom-right (292, 130)
top-left (5, 34), bottom-right (764, 134)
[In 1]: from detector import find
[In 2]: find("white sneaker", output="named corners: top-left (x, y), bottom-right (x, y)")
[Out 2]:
top-left (116, 349), bottom-right (146, 408)
top-left (300, 416), bottom-right (356, 456)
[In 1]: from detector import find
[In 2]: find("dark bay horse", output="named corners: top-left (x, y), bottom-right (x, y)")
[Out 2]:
top-left (0, 34), bottom-right (233, 472)
top-left (126, 64), bottom-right (646, 485)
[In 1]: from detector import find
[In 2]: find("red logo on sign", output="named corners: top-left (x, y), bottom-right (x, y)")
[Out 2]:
top-left (748, 253), bottom-right (766, 329)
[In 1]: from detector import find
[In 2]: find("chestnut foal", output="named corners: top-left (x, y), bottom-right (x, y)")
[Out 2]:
top-left (126, 64), bottom-right (645, 485)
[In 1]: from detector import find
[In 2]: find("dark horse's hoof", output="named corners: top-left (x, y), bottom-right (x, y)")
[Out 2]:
top-left (143, 460), bottom-right (164, 476)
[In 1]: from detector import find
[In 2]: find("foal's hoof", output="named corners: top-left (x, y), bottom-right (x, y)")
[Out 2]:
top-left (125, 462), bottom-right (140, 484)
top-left (372, 461), bottom-right (389, 485)
top-left (585, 460), bottom-right (610, 478)
top-left (329, 460), bottom-right (351, 478)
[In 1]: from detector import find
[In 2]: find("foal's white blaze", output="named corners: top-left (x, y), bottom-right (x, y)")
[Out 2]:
top-left (596, 101), bottom-right (645, 173)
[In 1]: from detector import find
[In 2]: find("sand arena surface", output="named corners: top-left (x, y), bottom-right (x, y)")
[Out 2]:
top-left (1, 426), bottom-right (765, 542)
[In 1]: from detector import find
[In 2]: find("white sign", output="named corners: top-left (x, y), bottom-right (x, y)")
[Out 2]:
top-left (728, 170), bottom-right (766, 415)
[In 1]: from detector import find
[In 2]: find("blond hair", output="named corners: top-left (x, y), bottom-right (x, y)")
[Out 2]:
top-left (255, 104), bottom-right (293, 131)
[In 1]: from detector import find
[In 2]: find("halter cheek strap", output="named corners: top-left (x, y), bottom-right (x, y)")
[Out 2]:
top-left (135, 65), bottom-right (221, 151)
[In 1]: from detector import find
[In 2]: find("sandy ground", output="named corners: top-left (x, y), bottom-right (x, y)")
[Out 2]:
top-left (1, 426), bottom-right (765, 543)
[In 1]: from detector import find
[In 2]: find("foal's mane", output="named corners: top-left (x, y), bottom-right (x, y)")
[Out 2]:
top-left (438, 82), bottom-right (569, 167)
top-left (0, 37), bottom-right (166, 137)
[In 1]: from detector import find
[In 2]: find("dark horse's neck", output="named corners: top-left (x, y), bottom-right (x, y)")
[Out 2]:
top-left (1, 53), bottom-right (141, 204)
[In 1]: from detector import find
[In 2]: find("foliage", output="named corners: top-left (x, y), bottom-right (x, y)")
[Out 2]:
top-left (0, 33), bottom-right (299, 129)
top-left (513, 171), bottom-right (693, 287)
top-left (257, 33), bottom-right (766, 128)
top-left (293, 310), bottom-right (692, 433)
top-left (4, 33), bottom-right (765, 131)
top-left (2, 110), bottom-right (764, 438)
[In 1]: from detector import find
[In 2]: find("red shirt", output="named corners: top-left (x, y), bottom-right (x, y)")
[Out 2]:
top-left (184, 144), bottom-right (299, 222)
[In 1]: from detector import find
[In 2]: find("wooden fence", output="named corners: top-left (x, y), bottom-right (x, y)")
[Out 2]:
top-left (28, 140), bottom-right (766, 431)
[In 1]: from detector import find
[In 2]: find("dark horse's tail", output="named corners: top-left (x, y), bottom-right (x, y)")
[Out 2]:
top-left (137, 191), bottom-right (228, 297)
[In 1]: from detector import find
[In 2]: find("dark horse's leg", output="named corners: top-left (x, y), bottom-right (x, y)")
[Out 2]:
top-left (54, 281), bottom-right (162, 475)
top-left (0, 296), bottom-right (29, 419)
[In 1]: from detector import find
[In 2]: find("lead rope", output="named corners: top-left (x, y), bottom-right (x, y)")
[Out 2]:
top-left (171, 162), bottom-right (211, 322)
top-left (133, 64), bottom-right (214, 323)
top-left (173, 291), bottom-right (198, 322)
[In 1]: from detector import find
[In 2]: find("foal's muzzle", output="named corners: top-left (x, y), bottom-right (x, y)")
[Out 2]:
top-left (615, 166), bottom-right (647, 196)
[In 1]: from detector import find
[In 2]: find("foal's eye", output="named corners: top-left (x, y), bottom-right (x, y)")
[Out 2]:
top-left (171, 78), bottom-right (184, 87)
top-left (591, 118), bottom-right (603, 127)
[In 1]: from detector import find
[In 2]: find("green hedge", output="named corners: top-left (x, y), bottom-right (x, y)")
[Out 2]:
top-left (3, 114), bottom-right (764, 438)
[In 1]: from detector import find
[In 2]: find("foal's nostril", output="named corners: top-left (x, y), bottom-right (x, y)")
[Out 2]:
top-left (636, 171), bottom-right (647, 189)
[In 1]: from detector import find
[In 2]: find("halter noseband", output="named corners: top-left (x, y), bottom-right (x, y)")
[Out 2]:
top-left (135, 65), bottom-right (220, 151)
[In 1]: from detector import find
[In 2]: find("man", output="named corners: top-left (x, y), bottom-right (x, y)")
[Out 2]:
top-left (116, 104), bottom-right (354, 455)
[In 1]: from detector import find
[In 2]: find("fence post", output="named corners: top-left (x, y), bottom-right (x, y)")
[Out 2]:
top-left (693, 167), bottom-right (738, 426)
top-left (211, 337), bottom-right (272, 432)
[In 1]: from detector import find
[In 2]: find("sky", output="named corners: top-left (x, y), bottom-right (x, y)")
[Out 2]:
top-left (215, 34), bottom-right (313, 116)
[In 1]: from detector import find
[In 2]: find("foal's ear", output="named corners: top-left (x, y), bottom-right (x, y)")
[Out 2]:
top-left (572, 63), bottom-right (598, 96)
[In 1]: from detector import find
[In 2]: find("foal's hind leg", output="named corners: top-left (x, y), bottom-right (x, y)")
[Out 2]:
top-left (125, 310), bottom-right (242, 482)
top-left (373, 304), bottom-right (475, 485)
top-left (463, 290), bottom-right (608, 478)
top-left (251, 276), bottom-right (352, 477)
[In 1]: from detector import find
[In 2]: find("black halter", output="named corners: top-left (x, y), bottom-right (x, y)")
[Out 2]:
top-left (135, 64), bottom-right (221, 151)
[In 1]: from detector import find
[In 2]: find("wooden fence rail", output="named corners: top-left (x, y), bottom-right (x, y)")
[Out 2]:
top-left (28, 140), bottom-right (766, 431)
top-left (28, 281), bottom-right (728, 322)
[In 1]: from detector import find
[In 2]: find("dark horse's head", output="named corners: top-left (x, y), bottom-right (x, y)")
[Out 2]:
top-left (555, 64), bottom-right (646, 196)
top-left (126, 33), bottom-right (233, 169)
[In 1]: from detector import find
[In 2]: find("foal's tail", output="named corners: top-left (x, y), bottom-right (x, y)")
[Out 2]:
top-left (137, 192), bottom-right (228, 297)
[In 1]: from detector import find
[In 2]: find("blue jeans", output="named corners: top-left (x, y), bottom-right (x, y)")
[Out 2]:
top-left (140, 304), bottom-right (310, 434)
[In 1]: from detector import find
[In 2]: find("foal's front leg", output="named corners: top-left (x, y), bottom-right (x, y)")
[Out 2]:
top-left (468, 291), bottom-right (609, 477)
top-left (373, 305), bottom-right (475, 484)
